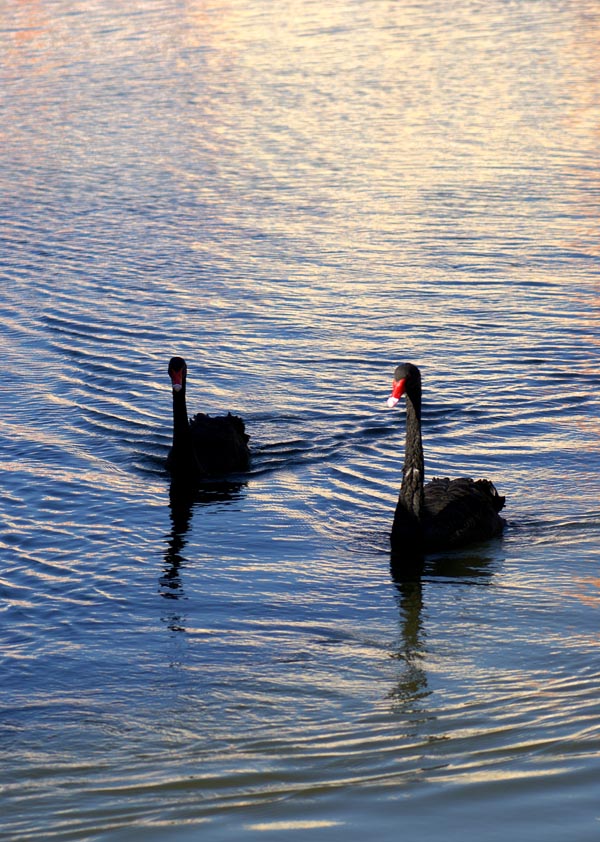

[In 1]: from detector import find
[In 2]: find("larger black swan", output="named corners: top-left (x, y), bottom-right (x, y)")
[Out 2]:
top-left (387, 363), bottom-right (505, 555)
top-left (167, 356), bottom-right (250, 480)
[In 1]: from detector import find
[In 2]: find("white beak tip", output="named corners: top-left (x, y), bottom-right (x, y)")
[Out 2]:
top-left (172, 384), bottom-right (182, 392)
top-left (386, 396), bottom-right (399, 408)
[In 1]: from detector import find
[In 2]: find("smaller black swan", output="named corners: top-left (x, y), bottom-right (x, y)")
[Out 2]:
top-left (167, 356), bottom-right (250, 480)
top-left (387, 363), bottom-right (505, 554)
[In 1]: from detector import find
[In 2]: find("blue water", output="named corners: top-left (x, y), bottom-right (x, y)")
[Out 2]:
top-left (1, 0), bottom-right (600, 839)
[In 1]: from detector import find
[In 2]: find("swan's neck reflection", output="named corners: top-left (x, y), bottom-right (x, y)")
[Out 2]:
top-left (161, 485), bottom-right (193, 596)
top-left (389, 575), bottom-right (429, 707)
top-left (388, 549), bottom-right (498, 709)
top-left (160, 479), bottom-right (246, 632)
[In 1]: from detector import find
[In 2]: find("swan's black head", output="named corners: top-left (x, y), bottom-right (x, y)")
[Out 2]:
top-left (387, 363), bottom-right (421, 408)
top-left (168, 357), bottom-right (187, 393)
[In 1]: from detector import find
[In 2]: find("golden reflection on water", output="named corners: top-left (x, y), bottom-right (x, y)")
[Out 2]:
top-left (4, 0), bottom-right (599, 253)
top-left (572, 578), bottom-right (600, 610)
top-left (245, 820), bottom-right (343, 832)
top-left (10, 0), bottom-right (47, 49)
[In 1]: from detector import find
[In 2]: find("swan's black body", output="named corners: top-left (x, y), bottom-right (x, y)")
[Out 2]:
top-left (388, 363), bottom-right (505, 555)
top-left (167, 356), bottom-right (250, 481)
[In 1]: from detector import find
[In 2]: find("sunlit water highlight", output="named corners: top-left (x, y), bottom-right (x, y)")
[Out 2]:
top-left (1, 0), bottom-right (600, 839)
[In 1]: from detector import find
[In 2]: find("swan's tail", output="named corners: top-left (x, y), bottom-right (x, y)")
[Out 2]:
top-left (475, 479), bottom-right (505, 513)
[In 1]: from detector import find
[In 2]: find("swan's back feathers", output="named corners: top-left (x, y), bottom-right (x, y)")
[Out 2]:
top-left (423, 477), bottom-right (505, 550)
top-left (188, 412), bottom-right (250, 476)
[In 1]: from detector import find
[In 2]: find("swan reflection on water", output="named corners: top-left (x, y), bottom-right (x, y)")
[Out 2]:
top-left (388, 547), bottom-right (500, 711)
top-left (159, 479), bottom-right (247, 630)
top-left (389, 544), bottom-right (501, 585)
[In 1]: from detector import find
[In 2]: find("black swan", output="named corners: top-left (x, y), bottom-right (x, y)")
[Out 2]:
top-left (387, 363), bottom-right (505, 554)
top-left (166, 356), bottom-right (250, 480)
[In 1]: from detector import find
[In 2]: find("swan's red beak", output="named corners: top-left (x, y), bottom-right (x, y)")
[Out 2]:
top-left (170, 369), bottom-right (184, 392)
top-left (387, 377), bottom-right (406, 408)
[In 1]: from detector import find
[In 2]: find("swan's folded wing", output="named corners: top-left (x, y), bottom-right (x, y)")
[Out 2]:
top-left (189, 413), bottom-right (250, 475)
top-left (424, 477), bottom-right (505, 549)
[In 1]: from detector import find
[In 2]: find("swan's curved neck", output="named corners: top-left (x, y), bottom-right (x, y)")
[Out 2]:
top-left (172, 387), bottom-right (190, 450)
top-left (400, 390), bottom-right (424, 518)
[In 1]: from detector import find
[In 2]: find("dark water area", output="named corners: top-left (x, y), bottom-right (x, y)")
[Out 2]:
top-left (1, 0), bottom-right (600, 839)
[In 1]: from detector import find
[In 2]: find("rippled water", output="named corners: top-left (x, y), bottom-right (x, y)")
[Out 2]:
top-left (2, 0), bottom-right (600, 839)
